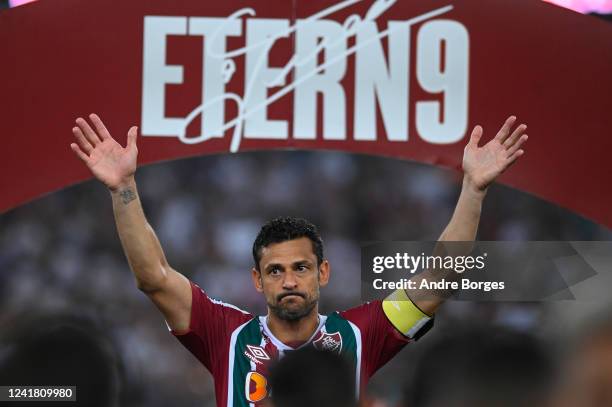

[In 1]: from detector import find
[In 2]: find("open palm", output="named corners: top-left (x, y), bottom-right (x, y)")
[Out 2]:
top-left (70, 114), bottom-right (138, 191)
top-left (463, 116), bottom-right (528, 191)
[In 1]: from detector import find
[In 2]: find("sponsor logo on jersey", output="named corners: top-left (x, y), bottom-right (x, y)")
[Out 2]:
top-left (313, 331), bottom-right (343, 353)
top-left (244, 344), bottom-right (271, 365)
top-left (245, 371), bottom-right (267, 402)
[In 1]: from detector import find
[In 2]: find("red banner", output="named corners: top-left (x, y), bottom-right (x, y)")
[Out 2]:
top-left (1, 0), bottom-right (611, 227)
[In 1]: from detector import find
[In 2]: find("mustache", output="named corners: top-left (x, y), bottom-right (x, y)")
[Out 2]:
top-left (277, 292), bottom-right (306, 301)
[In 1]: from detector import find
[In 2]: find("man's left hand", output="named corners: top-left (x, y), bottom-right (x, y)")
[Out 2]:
top-left (462, 115), bottom-right (528, 191)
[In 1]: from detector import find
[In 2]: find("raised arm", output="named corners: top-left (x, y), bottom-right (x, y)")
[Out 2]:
top-left (408, 116), bottom-right (528, 315)
top-left (70, 114), bottom-right (192, 332)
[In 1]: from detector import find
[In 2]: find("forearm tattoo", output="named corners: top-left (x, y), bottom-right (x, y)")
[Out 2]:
top-left (119, 188), bottom-right (137, 205)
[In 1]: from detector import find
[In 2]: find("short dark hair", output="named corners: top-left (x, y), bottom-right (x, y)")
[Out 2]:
top-left (402, 325), bottom-right (556, 407)
top-left (252, 217), bottom-right (324, 271)
top-left (0, 313), bottom-right (123, 407)
top-left (268, 347), bottom-right (356, 407)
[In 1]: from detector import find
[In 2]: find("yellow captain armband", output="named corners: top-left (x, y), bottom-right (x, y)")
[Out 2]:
top-left (382, 289), bottom-right (433, 339)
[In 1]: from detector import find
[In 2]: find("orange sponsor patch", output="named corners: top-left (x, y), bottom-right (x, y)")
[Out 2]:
top-left (245, 371), bottom-right (267, 402)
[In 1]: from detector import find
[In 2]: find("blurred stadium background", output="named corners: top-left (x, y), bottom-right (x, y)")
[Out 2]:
top-left (1, 1), bottom-right (612, 406)
top-left (1, 151), bottom-right (611, 406)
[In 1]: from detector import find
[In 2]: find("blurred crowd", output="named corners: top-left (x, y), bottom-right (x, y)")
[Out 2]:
top-left (0, 152), bottom-right (611, 406)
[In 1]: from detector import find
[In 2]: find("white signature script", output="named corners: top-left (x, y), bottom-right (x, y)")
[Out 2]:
top-left (156, 0), bottom-right (453, 152)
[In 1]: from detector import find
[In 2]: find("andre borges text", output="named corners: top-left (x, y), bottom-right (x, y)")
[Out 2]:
top-left (371, 253), bottom-right (506, 292)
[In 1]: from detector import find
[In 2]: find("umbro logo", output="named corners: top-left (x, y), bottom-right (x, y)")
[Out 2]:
top-left (244, 344), bottom-right (270, 365)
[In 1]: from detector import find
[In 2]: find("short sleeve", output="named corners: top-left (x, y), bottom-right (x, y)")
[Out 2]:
top-left (340, 290), bottom-right (433, 378)
top-left (171, 281), bottom-right (253, 375)
top-left (340, 300), bottom-right (409, 377)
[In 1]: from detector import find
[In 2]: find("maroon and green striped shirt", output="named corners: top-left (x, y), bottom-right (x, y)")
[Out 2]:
top-left (172, 282), bottom-right (429, 407)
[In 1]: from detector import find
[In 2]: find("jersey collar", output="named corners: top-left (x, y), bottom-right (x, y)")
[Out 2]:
top-left (259, 314), bottom-right (327, 351)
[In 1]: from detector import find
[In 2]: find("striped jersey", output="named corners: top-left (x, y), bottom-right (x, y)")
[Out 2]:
top-left (172, 282), bottom-right (432, 407)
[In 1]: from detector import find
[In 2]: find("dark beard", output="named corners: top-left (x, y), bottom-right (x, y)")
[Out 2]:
top-left (268, 295), bottom-right (317, 321)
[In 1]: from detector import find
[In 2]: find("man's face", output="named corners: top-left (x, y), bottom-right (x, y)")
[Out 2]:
top-left (252, 237), bottom-right (330, 321)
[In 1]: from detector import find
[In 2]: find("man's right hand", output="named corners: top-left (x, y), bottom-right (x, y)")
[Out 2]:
top-left (70, 114), bottom-right (192, 331)
top-left (70, 113), bottom-right (138, 191)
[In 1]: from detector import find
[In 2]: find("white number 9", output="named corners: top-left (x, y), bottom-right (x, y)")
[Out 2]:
top-left (416, 20), bottom-right (469, 144)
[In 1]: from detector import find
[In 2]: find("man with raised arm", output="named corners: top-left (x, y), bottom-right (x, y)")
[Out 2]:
top-left (70, 113), bottom-right (528, 407)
